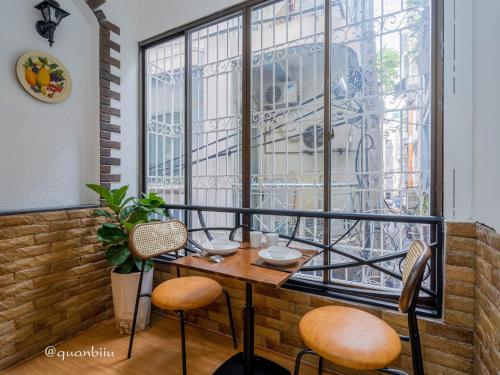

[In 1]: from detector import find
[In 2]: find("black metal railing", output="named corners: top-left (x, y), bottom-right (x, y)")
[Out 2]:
top-left (156, 204), bottom-right (444, 318)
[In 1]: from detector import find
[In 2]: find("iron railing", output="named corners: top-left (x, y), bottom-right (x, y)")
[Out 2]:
top-left (155, 203), bottom-right (444, 318)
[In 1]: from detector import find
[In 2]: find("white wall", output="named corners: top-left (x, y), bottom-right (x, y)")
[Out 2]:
top-left (443, 0), bottom-right (474, 223)
top-left (0, 0), bottom-right (99, 211)
top-left (471, 0), bottom-right (500, 230)
top-left (443, 0), bottom-right (500, 231)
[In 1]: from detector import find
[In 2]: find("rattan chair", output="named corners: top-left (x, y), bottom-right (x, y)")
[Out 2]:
top-left (127, 220), bottom-right (237, 375)
top-left (294, 240), bottom-right (432, 375)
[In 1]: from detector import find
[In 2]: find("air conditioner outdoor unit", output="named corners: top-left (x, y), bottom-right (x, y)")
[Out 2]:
top-left (263, 81), bottom-right (298, 109)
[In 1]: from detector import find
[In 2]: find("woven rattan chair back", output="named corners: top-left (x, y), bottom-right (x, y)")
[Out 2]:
top-left (129, 220), bottom-right (188, 260)
top-left (398, 240), bottom-right (432, 313)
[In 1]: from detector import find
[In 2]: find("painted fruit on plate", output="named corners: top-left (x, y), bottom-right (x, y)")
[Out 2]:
top-left (16, 51), bottom-right (72, 103)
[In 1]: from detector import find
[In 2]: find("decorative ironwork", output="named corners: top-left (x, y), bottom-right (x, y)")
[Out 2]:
top-left (160, 203), bottom-right (443, 317)
top-left (189, 14), bottom-right (243, 221)
top-left (145, 37), bottom-right (186, 207)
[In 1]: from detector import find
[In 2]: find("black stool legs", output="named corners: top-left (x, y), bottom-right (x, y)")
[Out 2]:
top-left (177, 310), bottom-right (187, 375)
top-left (223, 289), bottom-right (237, 349)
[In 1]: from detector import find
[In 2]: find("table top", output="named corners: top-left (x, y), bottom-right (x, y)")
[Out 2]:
top-left (170, 245), bottom-right (316, 288)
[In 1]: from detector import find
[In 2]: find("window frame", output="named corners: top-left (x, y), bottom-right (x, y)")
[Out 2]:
top-left (139, 0), bottom-right (444, 317)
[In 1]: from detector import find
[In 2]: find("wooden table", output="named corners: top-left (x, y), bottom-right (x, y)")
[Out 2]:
top-left (171, 246), bottom-right (315, 375)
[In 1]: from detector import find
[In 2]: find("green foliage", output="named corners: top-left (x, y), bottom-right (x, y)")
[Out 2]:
top-left (86, 184), bottom-right (168, 274)
top-left (377, 46), bottom-right (400, 92)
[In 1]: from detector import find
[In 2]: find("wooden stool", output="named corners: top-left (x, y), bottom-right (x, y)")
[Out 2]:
top-left (127, 221), bottom-right (237, 375)
top-left (294, 240), bottom-right (432, 375)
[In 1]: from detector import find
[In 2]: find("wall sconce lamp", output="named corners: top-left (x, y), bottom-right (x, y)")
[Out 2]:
top-left (34, 0), bottom-right (70, 47)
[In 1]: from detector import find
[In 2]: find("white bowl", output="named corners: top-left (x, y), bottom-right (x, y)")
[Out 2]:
top-left (201, 239), bottom-right (240, 255)
top-left (258, 246), bottom-right (302, 266)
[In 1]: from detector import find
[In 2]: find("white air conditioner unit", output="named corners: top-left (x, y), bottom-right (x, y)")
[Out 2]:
top-left (263, 81), bottom-right (298, 109)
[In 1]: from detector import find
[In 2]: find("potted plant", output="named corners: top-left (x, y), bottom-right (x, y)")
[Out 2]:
top-left (86, 184), bottom-right (167, 334)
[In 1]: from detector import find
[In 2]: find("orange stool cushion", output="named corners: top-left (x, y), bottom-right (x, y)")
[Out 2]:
top-left (299, 306), bottom-right (401, 370)
top-left (151, 276), bottom-right (222, 311)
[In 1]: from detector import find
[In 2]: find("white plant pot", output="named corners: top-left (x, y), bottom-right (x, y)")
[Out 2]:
top-left (111, 267), bottom-right (153, 335)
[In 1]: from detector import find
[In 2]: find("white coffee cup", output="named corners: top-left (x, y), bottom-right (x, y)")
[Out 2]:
top-left (250, 231), bottom-right (263, 248)
top-left (266, 232), bottom-right (279, 246)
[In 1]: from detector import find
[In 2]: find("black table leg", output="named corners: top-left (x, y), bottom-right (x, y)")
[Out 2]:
top-left (213, 282), bottom-right (290, 375)
top-left (244, 282), bottom-right (255, 374)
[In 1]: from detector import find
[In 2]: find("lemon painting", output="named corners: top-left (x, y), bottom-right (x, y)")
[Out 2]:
top-left (16, 51), bottom-right (72, 103)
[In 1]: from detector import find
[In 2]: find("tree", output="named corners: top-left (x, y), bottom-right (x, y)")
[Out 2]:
top-left (377, 46), bottom-right (400, 93)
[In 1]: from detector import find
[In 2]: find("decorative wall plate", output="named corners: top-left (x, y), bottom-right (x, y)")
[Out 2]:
top-left (16, 51), bottom-right (72, 103)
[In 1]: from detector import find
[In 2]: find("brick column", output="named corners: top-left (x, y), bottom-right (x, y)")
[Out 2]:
top-left (85, 0), bottom-right (121, 190)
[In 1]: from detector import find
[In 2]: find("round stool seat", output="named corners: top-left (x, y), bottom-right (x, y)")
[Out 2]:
top-left (151, 276), bottom-right (222, 311)
top-left (299, 306), bottom-right (401, 370)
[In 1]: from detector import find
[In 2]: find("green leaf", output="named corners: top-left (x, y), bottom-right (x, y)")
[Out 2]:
top-left (28, 57), bottom-right (34, 67)
top-left (39, 56), bottom-right (48, 65)
top-left (105, 244), bottom-right (130, 266)
top-left (123, 221), bottom-right (135, 231)
top-left (111, 185), bottom-right (129, 206)
top-left (120, 197), bottom-right (136, 209)
top-left (151, 207), bottom-right (167, 216)
top-left (97, 224), bottom-right (126, 243)
top-left (117, 256), bottom-right (134, 274)
top-left (134, 258), bottom-right (153, 273)
top-left (119, 205), bottom-right (136, 221)
top-left (49, 63), bottom-right (58, 69)
top-left (86, 184), bottom-right (113, 204)
top-left (126, 207), bottom-right (149, 225)
top-left (93, 209), bottom-right (113, 218)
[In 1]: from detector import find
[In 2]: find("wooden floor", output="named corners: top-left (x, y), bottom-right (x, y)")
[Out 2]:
top-left (5, 313), bottom-right (328, 375)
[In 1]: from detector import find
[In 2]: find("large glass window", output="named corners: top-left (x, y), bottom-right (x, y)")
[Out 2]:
top-left (145, 37), bottom-right (185, 208)
top-left (250, 0), bottom-right (325, 244)
top-left (143, 0), bottom-right (437, 295)
top-left (327, 0), bottom-right (432, 289)
top-left (190, 15), bottom-right (243, 228)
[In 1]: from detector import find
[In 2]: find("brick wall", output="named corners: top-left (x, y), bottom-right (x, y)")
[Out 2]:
top-left (0, 218), bottom-right (497, 373)
top-left (473, 224), bottom-right (500, 374)
top-left (153, 221), bottom-right (499, 374)
top-left (0, 209), bottom-right (113, 371)
top-left (85, 0), bottom-right (122, 189)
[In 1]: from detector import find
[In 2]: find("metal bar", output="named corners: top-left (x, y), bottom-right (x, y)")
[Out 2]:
top-left (323, 0), bottom-right (332, 286)
top-left (241, 7), bottom-right (252, 244)
top-left (139, 47), bottom-right (147, 195)
top-left (294, 348), bottom-right (317, 375)
top-left (286, 216), bottom-right (302, 246)
top-left (243, 282), bottom-right (254, 375)
top-left (163, 203), bottom-right (443, 224)
top-left (223, 289), bottom-right (238, 349)
top-left (185, 31), bottom-right (193, 227)
top-left (431, 0), bottom-right (444, 217)
top-left (177, 311), bottom-right (187, 375)
top-left (379, 369), bottom-right (408, 375)
top-left (284, 278), bottom-right (439, 318)
top-left (408, 306), bottom-right (424, 375)
top-left (197, 210), bottom-right (214, 240)
top-left (127, 260), bottom-right (146, 359)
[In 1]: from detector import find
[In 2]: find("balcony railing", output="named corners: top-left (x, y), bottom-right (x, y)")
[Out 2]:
top-left (156, 204), bottom-right (444, 318)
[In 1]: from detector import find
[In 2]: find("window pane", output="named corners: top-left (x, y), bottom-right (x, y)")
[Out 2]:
top-left (145, 37), bottom-right (185, 217)
top-left (190, 15), bottom-right (243, 229)
top-left (251, 0), bottom-right (325, 252)
top-left (329, 0), bottom-right (432, 289)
